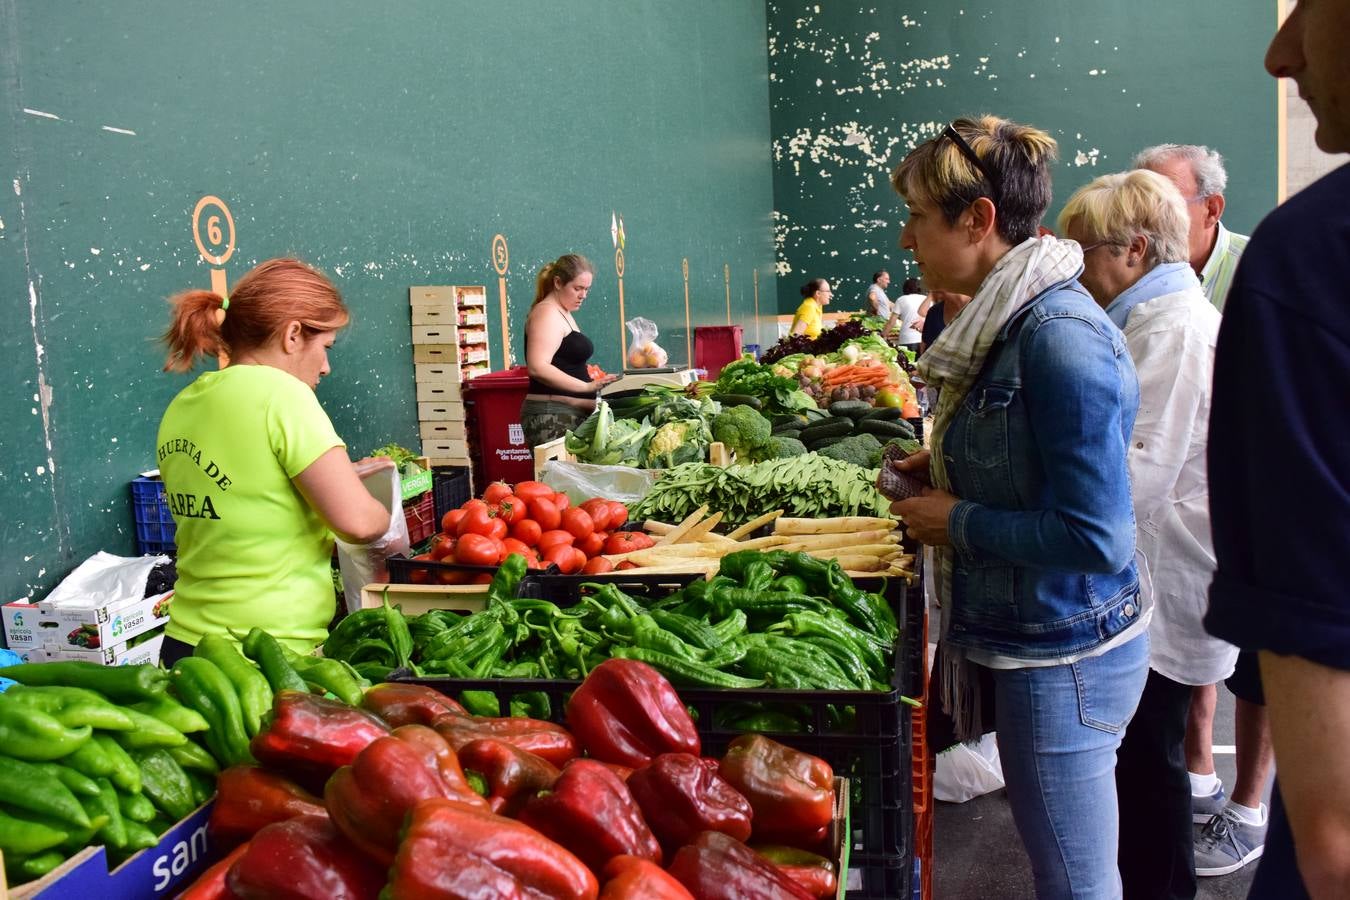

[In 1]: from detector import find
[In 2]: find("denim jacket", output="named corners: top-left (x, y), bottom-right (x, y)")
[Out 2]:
top-left (943, 279), bottom-right (1143, 659)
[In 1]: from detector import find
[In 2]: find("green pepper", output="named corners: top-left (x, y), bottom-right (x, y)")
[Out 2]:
top-left (322, 607), bottom-right (388, 661)
top-left (487, 553), bottom-right (528, 608)
top-left (459, 691), bottom-right (501, 717)
top-left (241, 628), bottom-right (311, 695)
top-left (0, 661), bottom-right (169, 703)
top-left (611, 646), bottom-right (766, 688)
top-left (93, 733), bottom-right (142, 794)
top-left (632, 614), bottom-right (704, 662)
top-left (741, 560), bottom-right (776, 593)
top-left (0, 756), bottom-right (91, 829)
top-left (33, 762), bottom-right (100, 798)
top-left (184, 768), bottom-right (216, 807)
top-left (111, 707), bottom-right (189, 749)
top-left (194, 634), bottom-right (274, 737)
top-left (718, 549), bottom-right (788, 581)
top-left (769, 611), bottom-right (889, 679)
top-left (6, 850), bottom-right (66, 881)
top-left (3, 685), bottom-right (135, 731)
top-left (171, 657), bottom-right (253, 767)
top-left (133, 749), bottom-right (196, 821)
top-left (383, 595), bottom-right (414, 670)
top-left (727, 710), bottom-right (809, 733)
top-left (0, 808), bottom-right (68, 856)
top-left (0, 695), bottom-right (92, 761)
top-left (80, 776), bottom-right (128, 850)
top-left (771, 575), bottom-right (808, 595)
top-left (122, 819), bottom-right (161, 851)
top-left (59, 737), bottom-right (115, 780)
top-left (648, 610), bottom-right (722, 650)
top-left (509, 691), bottom-right (552, 720)
top-left (126, 696), bottom-right (209, 736)
top-left (167, 740), bottom-right (220, 775)
top-left (287, 655), bottom-right (364, 707)
top-left (117, 788), bottom-right (156, 823)
top-left (702, 635), bottom-right (751, 670)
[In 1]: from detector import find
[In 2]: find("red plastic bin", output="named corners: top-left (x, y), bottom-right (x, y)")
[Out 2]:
top-left (694, 325), bottom-right (743, 380)
top-left (463, 366), bottom-right (535, 486)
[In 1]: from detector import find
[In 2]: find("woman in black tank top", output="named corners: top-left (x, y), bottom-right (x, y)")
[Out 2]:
top-left (520, 254), bottom-right (617, 448)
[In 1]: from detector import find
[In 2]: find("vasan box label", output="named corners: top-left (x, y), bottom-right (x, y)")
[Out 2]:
top-left (2, 591), bottom-right (172, 651)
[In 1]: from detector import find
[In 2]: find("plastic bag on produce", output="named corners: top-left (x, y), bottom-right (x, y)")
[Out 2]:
top-left (934, 732), bottom-right (1005, 803)
top-left (44, 551), bottom-right (173, 608)
top-left (625, 317), bottom-right (669, 369)
top-left (335, 465), bottom-right (411, 615)
top-left (542, 459), bottom-right (658, 505)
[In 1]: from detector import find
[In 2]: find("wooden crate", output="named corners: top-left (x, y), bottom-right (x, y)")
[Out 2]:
top-left (420, 420), bottom-right (468, 442)
top-left (418, 400), bottom-right (467, 422)
top-left (423, 438), bottom-right (470, 460)
top-left (359, 582), bottom-right (489, 616)
top-left (414, 362), bottom-right (463, 384)
top-left (416, 381), bottom-right (462, 403)
top-left (532, 439), bottom-right (731, 479)
top-left (412, 324), bottom-right (461, 345)
top-left (413, 344), bottom-right (459, 364)
top-left (409, 285), bottom-right (457, 305)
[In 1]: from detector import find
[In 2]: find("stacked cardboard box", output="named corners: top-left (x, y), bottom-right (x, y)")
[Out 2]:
top-left (410, 285), bottom-right (490, 469)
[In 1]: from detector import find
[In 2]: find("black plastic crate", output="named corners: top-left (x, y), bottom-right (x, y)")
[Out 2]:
top-left (392, 570), bottom-right (918, 859)
top-left (386, 553), bottom-right (560, 585)
top-left (432, 466), bottom-right (472, 524)
top-left (847, 850), bottom-right (915, 900)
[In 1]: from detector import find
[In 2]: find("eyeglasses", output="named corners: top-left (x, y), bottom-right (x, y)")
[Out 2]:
top-left (941, 124), bottom-right (1002, 208)
top-left (1079, 240), bottom-right (1121, 255)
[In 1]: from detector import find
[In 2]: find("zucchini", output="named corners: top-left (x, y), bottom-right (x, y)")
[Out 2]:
top-left (771, 413), bottom-right (808, 427)
top-left (806, 435), bottom-right (848, 451)
top-left (798, 417), bottom-right (855, 443)
top-left (828, 400), bottom-right (874, 419)
top-left (857, 418), bottom-right (915, 439)
top-left (771, 424), bottom-right (804, 438)
top-left (712, 393), bottom-right (763, 409)
top-left (859, 406), bottom-right (903, 422)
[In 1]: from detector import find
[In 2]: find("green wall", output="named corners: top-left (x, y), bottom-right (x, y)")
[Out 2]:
top-left (767, 1), bottom-right (1279, 313)
top-left (0, 1), bottom-right (776, 602)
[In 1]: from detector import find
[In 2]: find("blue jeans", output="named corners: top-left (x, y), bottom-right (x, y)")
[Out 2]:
top-left (989, 633), bottom-right (1149, 899)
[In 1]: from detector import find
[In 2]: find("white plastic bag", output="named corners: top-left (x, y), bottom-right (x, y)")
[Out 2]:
top-left (542, 459), bottom-right (658, 505)
top-left (934, 731), bottom-right (1005, 803)
top-left (626, 317), bottom-right (669, 369)
top-left (335, 466), bottom-right (411, 615)
top-left (44, 551), bottom-right (172, 608)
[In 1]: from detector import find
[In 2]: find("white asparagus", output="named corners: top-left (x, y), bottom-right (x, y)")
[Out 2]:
top-left (604, 542), bottom-right (725, 564)
top-left (774, 516), bottom-right (898, 535)
top-left (731, 535), bottom-right (791, 551)
top-left (774, 531), bottom-right (897, 552)
top-left (802, 544), bottom-right (904, 559)
top-left (833, 555), bottom-right (887, 572)
top-left (644, 520), bottom-right (676, 535)
top-left (655, 505), bottom-right (709, 546)
top-left (724, 510), bottom-right (784, 541)
top-left (679, 511), bottom-right (725, 544)
top-left (619, 549), bottom-right (724, 569)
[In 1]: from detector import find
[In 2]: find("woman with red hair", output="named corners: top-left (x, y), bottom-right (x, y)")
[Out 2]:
top-left (156, 257), bottom-right (392, 665)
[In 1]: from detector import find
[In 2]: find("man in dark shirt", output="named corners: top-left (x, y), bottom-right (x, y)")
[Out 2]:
top-left (1203, 4), bottom-right (1350, 897)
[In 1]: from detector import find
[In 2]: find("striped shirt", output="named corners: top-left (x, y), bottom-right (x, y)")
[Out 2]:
top-left (1199, 222), bottom-right (1249, 312)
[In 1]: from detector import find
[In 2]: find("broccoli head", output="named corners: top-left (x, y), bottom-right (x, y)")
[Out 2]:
top-left (868, 436), bottom-right (923, 469)
top-left (817, 432), bottom-right (883, 468)
top-left (765, 435), bottom-right (808, 458)
top-left (711, 405), bottom-right (772, 458)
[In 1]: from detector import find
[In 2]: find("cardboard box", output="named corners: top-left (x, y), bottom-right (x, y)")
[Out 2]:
top-left (409, 285), bottom-right (457, 305)
top-left (416, 381), bottom-right (463, 403)
top-left (427, 456), bottom-right (473, 468)
top-left (422, 438), bottom-right (470, 460)
top-left (2, 591), bottom-right (172, 653)
top-left (419, 420), bottom-right (468, 442)
top-left (412, 324), bottom-right (462, 345)
top-left (35, 631), bottom-right (166, 666)
top-left (412, 344), bottom-right (459, 365)
top-left (410, 305), bottom-right (458, 326)
top-left (8, 801), bottom-right (216, 899)
top-left (458, 328), bottom-right (488, 346)
top-left (414, 362), bottom-right (463, 385)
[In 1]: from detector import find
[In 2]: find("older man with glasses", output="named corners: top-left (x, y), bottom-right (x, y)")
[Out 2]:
top-left (1134, 144), bottom-right (1249, 312)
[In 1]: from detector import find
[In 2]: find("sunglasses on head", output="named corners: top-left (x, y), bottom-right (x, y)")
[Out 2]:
top-left (941, 124), bottom-right (1002, 208)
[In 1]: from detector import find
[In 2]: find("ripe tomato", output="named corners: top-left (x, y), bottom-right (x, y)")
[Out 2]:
top-left (456, 505), bottom-right (495, 538)
top-left (604, 531), bottom-right (644, 555)
top-left (441, 508), bottom-right (467, 534)
top-left (580, 498), bottom-right (613, 531)
top-left (493, 495), bottom-right (525, 525)
top-left (522, 551), bottom-right (543, 570)
top-left (560, 507), bottom-right (595, 541)
top-left (544, 544), bottom-right (586, 575)
top-left (429, 533), bottom-right (457, 561)
top-left (581, 556), bottom-right (615, 575)
top-left (483, 518), bottom-right (508, 542)
top-left (510, 518), bottom-right (542, 547)
top-left (470, 573), bottom-right (495, 585)
top-left (437, 568), bottom-right (470, 585)
top-left (616, 560), bottom-right (638, 570)
top-left (408, 552), bottom-right (435, 584)
top-left (576, 530), bottom-right (607, 558)
top-left (527, 497), bottom-right (561, 531)
top-left (607, 502), bottom-right (629, 529)
top-left (482, 481), bottom-right (513, 505)
top-left (629, 532), bottom-right (655, 551)
top-left (501, 538), bottom-right (532, 558)
top-left (514, 481), bottom-right (554, 503)
top-left (537, 529), bottom-right (575, 554)
top-left (455, 533), bottom-right (502, 567)
top-left (552, 492), bottom-right (571, 511)
top-left (462, 499), bottom-right (489, 514)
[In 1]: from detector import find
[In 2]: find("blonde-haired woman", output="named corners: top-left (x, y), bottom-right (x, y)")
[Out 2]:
top-left (1060, 169), bottom-right (1235, 900)
top-left (884, 116), bottom-right (1146, 898)
top-left (521, 254), bottom-right (616, 448)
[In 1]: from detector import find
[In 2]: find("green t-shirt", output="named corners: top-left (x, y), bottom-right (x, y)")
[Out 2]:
top-left (157, 365), bottom-right (344, 652)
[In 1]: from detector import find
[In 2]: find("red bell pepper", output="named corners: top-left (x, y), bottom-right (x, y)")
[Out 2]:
top-left (751, 845), bottom-right (838, 899)
top-left (565, 658), bottom-right (700, 769)
top-left (208, 765), bottom-right (327, 844)
top-left (719, 735), bottom-right (834, 847)
top-left (626, 753), bottom-right (753, 854)
top-left (176, 841), bottom-right (249, 900)
top-left (386, 798), bottom-right (599, 900)
top-left (326, 723), bottom-right (490, 865)
top-left (433, 712), bottom-right (578, 767)
top-left (666, 831), bottom-right (814, 900)
top-left (249, 692), bottom-right (389, 788)
top-left (361, 681), bottom-right (466, 726)
top-left (457, 738), bottom-right (561, 816)
top-left (599, 856), bottom-right (694, 899)
top-left (598, 761), bottom-right (635, 782)
top-left (519, 759), bottom-right (663, 874)
top-left (224, 814), bottom-right (386, 900)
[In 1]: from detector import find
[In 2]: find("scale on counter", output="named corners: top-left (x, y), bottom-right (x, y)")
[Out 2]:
top-left (600, 367), bottom-right (701, 399)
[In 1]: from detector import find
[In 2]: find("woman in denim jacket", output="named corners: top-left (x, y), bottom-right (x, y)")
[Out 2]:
top-left (887, 116), bottom-right (1148, 899)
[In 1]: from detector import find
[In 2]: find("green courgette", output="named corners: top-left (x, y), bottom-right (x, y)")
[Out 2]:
top-left (711, 393), bottom-right (763, 409)
top-left (798, 417), bottom-right (855, 443)
top-left (828, 400), bottom-right (874, 419)
top-left (859, 406), bottom-right (903, 422)
top-left (857, 418), bottom-right (915, 439)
